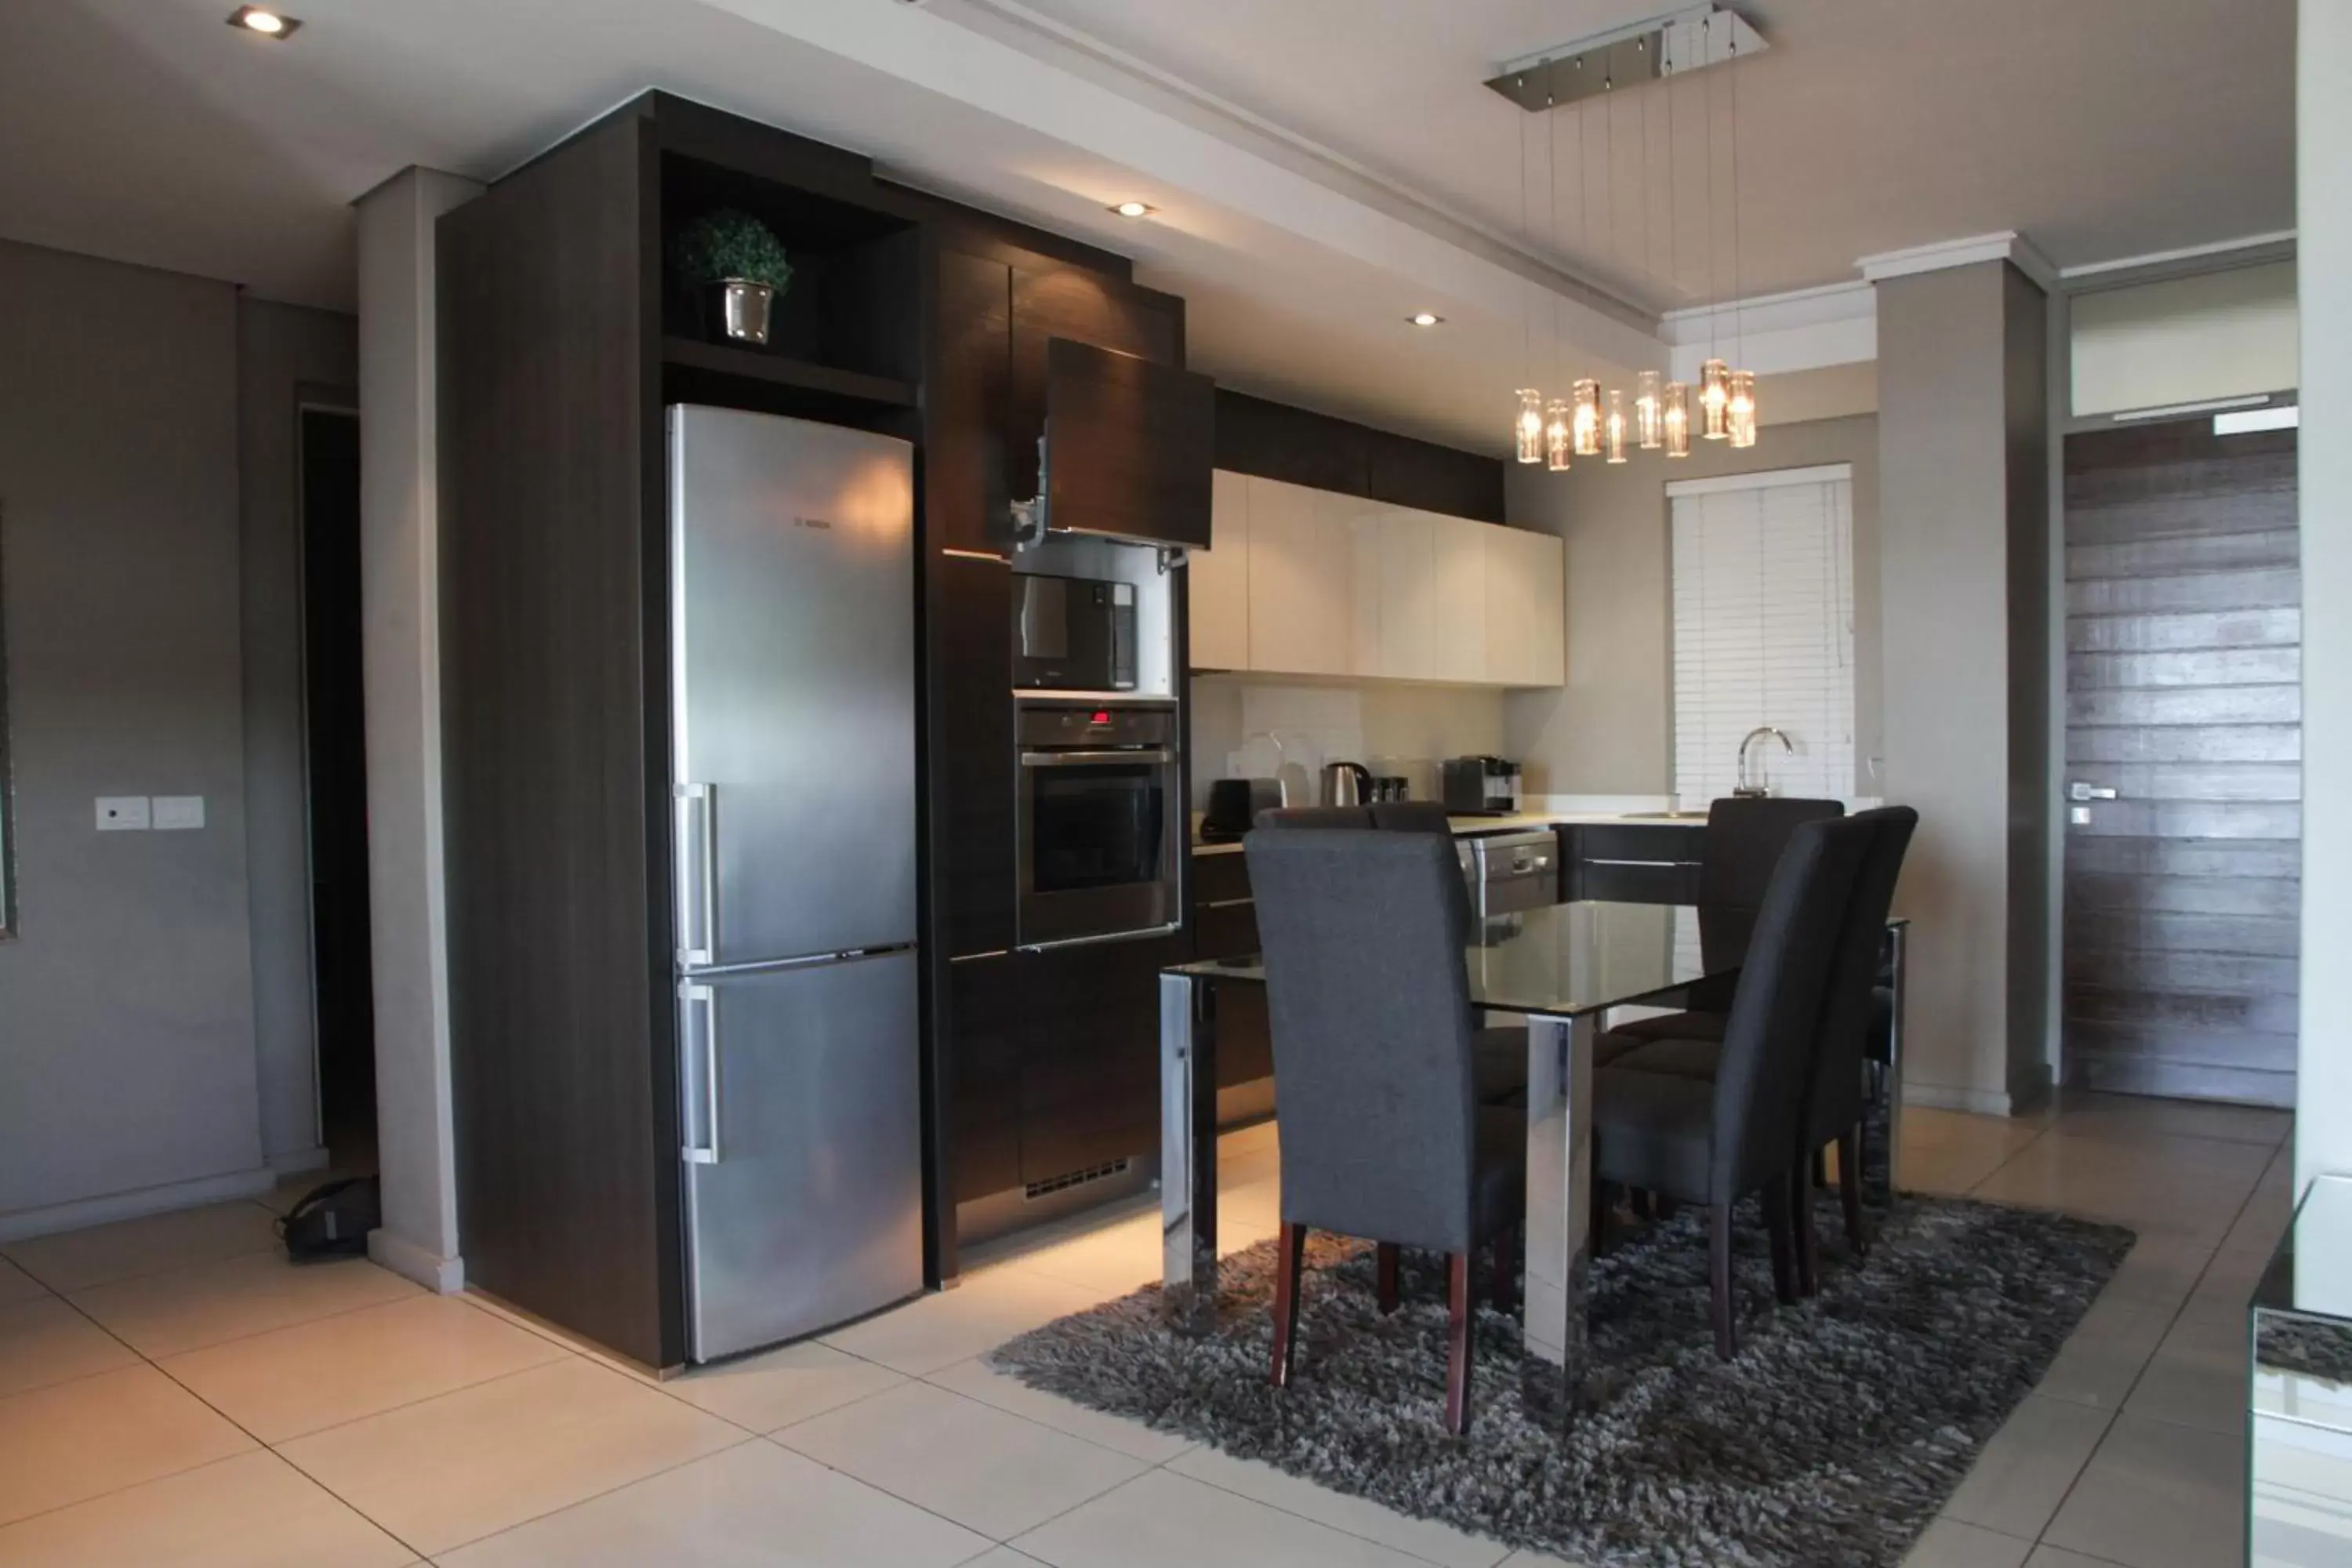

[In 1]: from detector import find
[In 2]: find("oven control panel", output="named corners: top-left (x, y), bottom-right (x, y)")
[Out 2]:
top-left (1015, 702), bottom-right (1176, 750)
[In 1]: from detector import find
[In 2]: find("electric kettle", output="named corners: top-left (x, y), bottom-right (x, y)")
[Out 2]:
top-left (1319, 760), bottom-right (1373, 807)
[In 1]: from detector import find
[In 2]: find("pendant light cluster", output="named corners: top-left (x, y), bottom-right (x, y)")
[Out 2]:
top-left (1503, 12), bottom-right (1758, 466)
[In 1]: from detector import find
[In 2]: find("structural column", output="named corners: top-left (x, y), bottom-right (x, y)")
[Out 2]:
top-left (356, 166), bottom-right (481, 1291)
top-left (2298, 0), bottom-right (2352, 1203)
top-left (1871, 249), bottom-right (2053, 1116)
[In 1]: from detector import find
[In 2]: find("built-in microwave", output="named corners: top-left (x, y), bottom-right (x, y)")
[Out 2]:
top-left (1011, 572), bottom-right (1136, 692)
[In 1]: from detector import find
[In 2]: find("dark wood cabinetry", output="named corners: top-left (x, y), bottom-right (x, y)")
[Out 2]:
top-left (1561, 824), bottom-right (1704, 904)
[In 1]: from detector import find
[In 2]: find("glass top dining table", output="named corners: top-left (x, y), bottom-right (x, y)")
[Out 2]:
top-left (1157, 898), bottom-right (1913, 1426)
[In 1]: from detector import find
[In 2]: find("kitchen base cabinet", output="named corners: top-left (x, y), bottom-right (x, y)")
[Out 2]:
top-left (946, 954), bottom-right (1025, 1205)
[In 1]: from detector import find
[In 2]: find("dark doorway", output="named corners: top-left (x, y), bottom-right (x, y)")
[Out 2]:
top-left (2061, 416), bottom-right (2300, 1106)
top-left (300, 407), bottom-right (376, 1154)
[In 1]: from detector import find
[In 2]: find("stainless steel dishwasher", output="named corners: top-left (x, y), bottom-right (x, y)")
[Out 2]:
top-left (1467, 829), bottom-right (1559, 923)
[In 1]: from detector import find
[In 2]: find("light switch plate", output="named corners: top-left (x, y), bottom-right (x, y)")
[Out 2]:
top-left (96, 796), bottom-right (151, 831)
top-left (153, 795), bottom-right (206, 830)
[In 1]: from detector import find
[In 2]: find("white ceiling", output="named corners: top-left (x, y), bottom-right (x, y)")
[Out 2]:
top-left (0, 0), bottom-right (2296, 455)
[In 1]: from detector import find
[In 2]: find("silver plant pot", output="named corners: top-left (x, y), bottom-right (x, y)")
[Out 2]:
top-left (710, 278), bottom-right (775, 347)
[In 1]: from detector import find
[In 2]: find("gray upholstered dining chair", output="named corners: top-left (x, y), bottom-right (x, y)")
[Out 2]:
top-left (1607, 808), bottom-right (1918, 1290)
top-left (1244, 828), bottom-right (1526, 1434)
top-left (1590, 814), bottom-right (1873, 1359)
top-left (1249, 801), bottom-right (1524, 1108)
top-left (1604, 795), bottom-right (1846, 1051)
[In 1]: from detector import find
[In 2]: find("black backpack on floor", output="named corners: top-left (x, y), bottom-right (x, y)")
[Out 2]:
top-left (278, 1176), bottom-right (380, 1262)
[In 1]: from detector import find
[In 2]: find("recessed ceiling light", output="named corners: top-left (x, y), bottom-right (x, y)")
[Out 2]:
top-left (228, 6), bottom-right (299, 37)
top-left (1407, 311), bottom-right (1444, 327)
top-left (1110, 201), bottom-right (1155, 219)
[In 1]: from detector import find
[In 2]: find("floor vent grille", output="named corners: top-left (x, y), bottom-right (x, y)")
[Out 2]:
top-left (1024, 1158), bottom-right (1131, 1201)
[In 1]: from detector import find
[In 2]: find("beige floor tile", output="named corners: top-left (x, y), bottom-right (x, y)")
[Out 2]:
top-left (2056, 1092), bottom-right (2291, 1149)
top-left (2177, 1240), bottom-right (2276, 1327)
top-left (1167, 1446), bottom-right (1511, 1568)
top-left (1008, 1212), bottom-right (1171, 1298)
top-left (2021, 1550), bottom-right (2122, 1568)
top-left (2121, 1314), bottom-right (2249, 1436)
top-left (0, 1363), bottom-right (255, 1526)
top-left (71, 1250), bottom-right (419, 1359)
top-left (925, 1355), bottom-right (1195, 1463)
top-left (1493, 1555), bottom-right (1584, 1568)
top-left (275, 1356), bottom-right (740, 1557)
top-left (659, 1338), bottom-right (905, 1434)
top-left (1899, 1109), bottom-right (2047, 1196)
top-left (1, 1202), bottom-right (283, 1294)
top-left (1970, 1129), bottom-right (2266, 1241)
top-left (964, 1552), bottom-right (1052, 1567)
top-left (1939, 1395), bottom-right (2114, 1540)
top-left (0, 1296), bottom-right (137, 1399)
top-left (157, 1293), bottom-right (569, 1442)
top-left (818, 1265), bottom-right (1101, 1377)
top-left (0, 1449), bottom-right (414, 1567)
top-left (1014, 1468), bottom-right (1437, 1568)
top-left (2032, 1294), bottom-right (2172, 1411)
top-left (2042, 1413), bottom-right (2246, 1568)
top-left (436, 1438), bottom-right (987, 1567)
top-left (1899, 1518), bottom-right (2035, 1568)
top-left (0, 1264), bottom-right (44, 1309)
top-left (775, 1380), bottom-right (1148, 1540)
top-left (2096, 1233), bottom-right (2216, 1318)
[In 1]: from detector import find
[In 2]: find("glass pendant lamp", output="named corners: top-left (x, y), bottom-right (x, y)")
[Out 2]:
top-left (1544, 397), bottom-right (1572, 471)
top-left (1663, 382), bottom-right (1691, 458)
top-left (1515, 389), bottom-right (1544, 463)
top-left (1604, 387), bottom-right (1629, 463)
top-left (1571, 378), bottom-right (1602, 457)
top-left (1728, 370), bottom-right (1757, 448)
top-left (1635, 370), bottom-right (1663, 450)
top-left (1699, 358), bottom-right (1731, 440)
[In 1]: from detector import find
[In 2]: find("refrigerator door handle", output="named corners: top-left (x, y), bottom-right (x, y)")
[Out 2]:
top-left (681, 983), bottom-right (721, 1165)
top-left (677, 783), bottom-right (718, 967)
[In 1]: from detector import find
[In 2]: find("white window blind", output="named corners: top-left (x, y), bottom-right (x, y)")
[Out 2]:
top-left (1669, 466), bottom-right (1856, 807)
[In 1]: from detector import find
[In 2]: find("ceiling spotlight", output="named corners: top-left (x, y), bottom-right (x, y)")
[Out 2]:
top-left (1110, 201), bottom-right (1154, 218)
top-left (228, 5), bottom-right (299, 35)
top-left (1407, 312), bottom-right (1444, 327)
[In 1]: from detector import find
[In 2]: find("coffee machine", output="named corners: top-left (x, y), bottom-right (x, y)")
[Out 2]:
top-left (1442, 756), bottom-right (1523, 816)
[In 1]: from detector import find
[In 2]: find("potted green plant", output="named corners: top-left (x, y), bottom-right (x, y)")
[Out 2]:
top-left (673, 209), bottom-right (793, 347)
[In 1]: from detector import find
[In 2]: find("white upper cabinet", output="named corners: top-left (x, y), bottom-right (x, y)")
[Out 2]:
top-left (1483, 522), bottom-right (1566, 686)
top-left (1189, 470), bottom-right (1563, 688)
top-left (1244, 476), bottom-right (1352, 677)
top-left (1189, 470), bottom-right (1251, 670)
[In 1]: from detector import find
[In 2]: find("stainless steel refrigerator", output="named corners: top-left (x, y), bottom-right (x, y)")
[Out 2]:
top-left (668, 404), bottom-right (922, 1363)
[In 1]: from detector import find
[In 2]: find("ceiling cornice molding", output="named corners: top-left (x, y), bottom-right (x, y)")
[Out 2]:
top-left (2059, 229), bottom-right (2296, 289)
top-left (1661, 279), bottom-right (1876, 380)
top-left (1857, 230), bottom-right (2058, 292)
top-left (934, 0), bottom-right (1664, 338)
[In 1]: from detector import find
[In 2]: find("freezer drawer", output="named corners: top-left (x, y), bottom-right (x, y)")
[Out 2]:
top-left (679, 949), bottom-right (923, 1361)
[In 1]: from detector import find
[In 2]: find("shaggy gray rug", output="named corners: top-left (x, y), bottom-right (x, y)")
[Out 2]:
top-left (987, 1196), bottom-right (2132, 1566)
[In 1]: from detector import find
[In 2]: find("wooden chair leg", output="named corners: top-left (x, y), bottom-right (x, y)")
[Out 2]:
top-left (1590, 1181), bottom-right (1610, 1257)
top-left (1444, 1252), bottom-right (1474, 1434)
top-left (1375, 1242), bottom-right (1400, 1315)
top-left (1838, 1123), bottom-right (1871, 1257)
top-left (1489, 1225), bottom-right (1517, 1313)
top-left (1792, 1163), bottom-right (1821, 1298)
top-left (1270, 1222), bottom-right (1307, 1388)
top-left (1762, 1181), bottom-right (1798, 1306)
top-left (1708, 1202), bottom-right (1737, 1360)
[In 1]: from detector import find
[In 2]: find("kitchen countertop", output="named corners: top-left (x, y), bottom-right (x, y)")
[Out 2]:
top-left (1191, 810), bottom-right (1704, 855)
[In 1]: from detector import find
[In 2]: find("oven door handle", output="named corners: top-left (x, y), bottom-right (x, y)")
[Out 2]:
top-left (1019, 748), bottom-right (1177, 767)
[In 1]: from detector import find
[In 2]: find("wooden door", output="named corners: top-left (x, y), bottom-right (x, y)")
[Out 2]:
top-left (2062, 420), bottom-right (2299, 1106)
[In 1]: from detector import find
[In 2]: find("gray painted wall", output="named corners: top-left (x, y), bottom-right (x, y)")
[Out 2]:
top-left (1499, 414), bottom-right (1883, 798)
top-left (238, 298), bottom-right (358, 1168)
top-left (0, 239), bottom-right (268, 1222)
top-left (1877, 260), bottom-right (2053, 1112)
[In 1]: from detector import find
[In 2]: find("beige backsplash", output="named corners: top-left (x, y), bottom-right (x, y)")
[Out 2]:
top-left (1189, 674), bottom-right (1508, 804)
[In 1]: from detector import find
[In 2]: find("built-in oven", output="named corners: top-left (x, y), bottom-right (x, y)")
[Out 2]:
top-left (1015, 699), bottom-right (1181, 949)
top-left (1011, 572), bottom-right (1137, 692)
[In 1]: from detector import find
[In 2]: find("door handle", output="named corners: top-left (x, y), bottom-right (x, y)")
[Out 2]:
top-left (681, 984), bottom-right (720, 1165)
top-left (677, 783), bottom-right (717, 966)
top-left (2067, 782), bottom-right (2118, 802)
